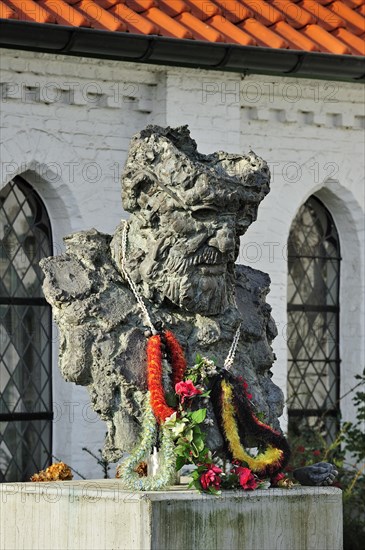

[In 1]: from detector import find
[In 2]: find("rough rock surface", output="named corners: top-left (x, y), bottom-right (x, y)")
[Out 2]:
top-left (40, 125), bottom-right (284, 462)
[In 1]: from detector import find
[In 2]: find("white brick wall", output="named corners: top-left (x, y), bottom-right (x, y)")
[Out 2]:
top-left (1, 48), bottom-right (364, 478)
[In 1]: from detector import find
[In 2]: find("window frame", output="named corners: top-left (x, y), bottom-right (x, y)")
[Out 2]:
top-left (287, 195), bottom-right (341, 438)
top-left (0, 176), bottom-right (53, 481)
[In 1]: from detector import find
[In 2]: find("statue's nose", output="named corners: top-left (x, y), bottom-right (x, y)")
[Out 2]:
top-left (208, 226), bottom-right (235, 254)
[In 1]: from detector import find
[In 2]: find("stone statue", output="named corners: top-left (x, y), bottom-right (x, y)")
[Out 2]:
top-left (40, 125), bottom-right (283, 463)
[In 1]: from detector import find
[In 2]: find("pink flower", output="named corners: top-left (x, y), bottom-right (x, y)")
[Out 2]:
top-left (313, 450), bottom-right (321, 457)
top-left (200, 464), bottom-right (223, 491)
top-left (233, 466), bottom-right (258, 490)
top-left (175, 380), bottom-right (202, 403)
top-left (297, 445), bottom-right (305, 453)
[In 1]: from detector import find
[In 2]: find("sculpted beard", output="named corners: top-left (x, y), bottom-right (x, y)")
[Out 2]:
top-left (163, 271), bottom-right (227, 315)
top-left (125, 217), bottom-right (237, 315)
top-left (149, 248), bottom-right (235, 315)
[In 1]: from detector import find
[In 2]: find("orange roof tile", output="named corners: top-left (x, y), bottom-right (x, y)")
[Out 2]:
top-left (38, 0), bottom-right (89, 27)
top-left (302, 23), bottom-right (351, 52)
top-left (97, 0), bottom-right (121, 8)
top-left (110, 3), bottom-right (157, 34)
top-left (298, 0), bottom-right (345, 30)
top-left (241, 0), bottom-right (283, 25)
top-left (75, 0), bottom-right (127, 31)
top-left (144, 6), bottom-right (193, 38)
top-left (344, 0), bottom-right (364, 7)
top-left (6, 0), bottom-right (55, 23)
top-left (0, 0), bottom-right (363, 57)
top-left (212, 0), bottom-right (252, 24)
top-left (272, 1), bottom-right (316, 29)
top-left (184, 0), bottom-right (221, 21)
top-left (124, 0), bottom-right (156, 13)
top-left (330, 0), bottom-right (365, 34)
top-left (158, 0), bottom-right (187, 17)
top-left (333, 25), bottom-right (365, 52)
top-left (272, 20), bottom-right (320, 50)
top-left (0, 0), bottom-right (17, 19)
top-left (240, 17), bottom-right (289, 48)
top-left (207, 13), bottom-right (256, 44)
top-left (176, 12), bottom-right (224, 41)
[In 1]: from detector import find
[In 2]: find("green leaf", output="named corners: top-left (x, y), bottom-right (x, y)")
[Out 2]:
top-left (190, 408), bottom-right (207, 424)
top-left (176, 456), bottom-right (187, 471)
top-left (188, 479), bottom-right (201, 491)
top-left (195, 436), bottom-right (205, 453)
top-left (194, 480), bottom-right (203, 491)
top-left (191, 470), bottom-right (200, 481)
top-left (188, 479), bottom-right (202, 493)
top-left (175, 445), bottom-right (188, 457)
top-left (165, 391), bottom-right (178, 408)
top-left (221, 473), bottom-right (239, 490)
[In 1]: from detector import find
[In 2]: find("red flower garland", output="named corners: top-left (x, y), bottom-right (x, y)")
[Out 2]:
top-left (147, 331), bottom-right (187, 424)
top-left (164, 330), bottom-right (187, 387)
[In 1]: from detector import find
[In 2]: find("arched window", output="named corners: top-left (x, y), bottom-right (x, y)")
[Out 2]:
top-left (287, 196), bottom-right (341, 441)
top-left (0, 176), bottom-right (52, 481)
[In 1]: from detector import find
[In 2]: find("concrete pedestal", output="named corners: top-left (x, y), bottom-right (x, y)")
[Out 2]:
top-left (0, 480), bottom-right (342, 550)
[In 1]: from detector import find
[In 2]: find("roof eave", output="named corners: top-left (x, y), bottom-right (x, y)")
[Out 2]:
top-left (0, 20), bottom-right (364, 83)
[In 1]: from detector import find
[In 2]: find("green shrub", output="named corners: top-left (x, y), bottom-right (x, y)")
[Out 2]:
top-left (286, 369), bottom-right (365, 550)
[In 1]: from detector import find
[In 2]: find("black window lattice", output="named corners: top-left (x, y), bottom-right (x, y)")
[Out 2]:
top-left (287, 196), bottom-right (341, 440)
top-left (0, 177), bottom-right (53, 482)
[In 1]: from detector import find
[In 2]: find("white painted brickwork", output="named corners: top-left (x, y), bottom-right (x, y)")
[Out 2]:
top-left (1, 48), bottom-right (364, 479)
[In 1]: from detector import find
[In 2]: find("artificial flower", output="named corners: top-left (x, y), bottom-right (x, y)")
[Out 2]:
top-left (271, 472), bottom-right (295, 488)
top-left (175, 380), bottom-right (202, 403)
top-left (200, 464), bottom-right (223, 491)
top-left (232, 465), bottom-right (258, 490)
top-left (170, 418), bottom-right (189, 438)
top-left (164, 412), bottom-right (177, 424)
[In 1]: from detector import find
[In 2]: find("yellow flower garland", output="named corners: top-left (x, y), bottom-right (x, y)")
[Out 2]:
top-left (221, 380), bottom-right (283, 473)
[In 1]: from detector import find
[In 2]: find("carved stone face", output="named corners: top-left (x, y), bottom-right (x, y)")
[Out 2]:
top-left (122, 125), bottom-right (270, 315)
top-left (127, 197), bottom-right (237, 315)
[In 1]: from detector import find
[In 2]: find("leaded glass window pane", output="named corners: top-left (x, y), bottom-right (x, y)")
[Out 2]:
top-left (287, 196), bottom-right (341, 441)
top-left (0, 420), bottom-right (51, 482)
top-left (0, 177), bottom-right (52, 482)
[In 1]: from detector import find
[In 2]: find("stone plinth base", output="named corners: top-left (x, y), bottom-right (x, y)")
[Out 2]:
top-left (0, 481), bottom-right (342, 550)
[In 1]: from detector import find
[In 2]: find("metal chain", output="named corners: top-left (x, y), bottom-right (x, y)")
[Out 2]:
top-left (223, 323), bottom-right (241, 371)
top-left (120, 221), bottom-right (158, 335)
